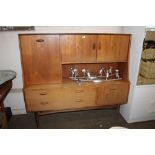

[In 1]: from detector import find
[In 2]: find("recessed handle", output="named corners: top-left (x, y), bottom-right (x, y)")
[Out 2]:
top-left (40, 101), bottom-right (48, 105)
top-left (75, 90), bottom-right (84, 93)
top-left (98, 42), bottom-right (101, 50)
top-left (110, 89), bottom-right (117, 91)
top-left (92, 43), bottom-right (96, 50)
top-left (40, 92), bottom-right (48, 95)
top-left (36, 39), bottom-right (44, 42)
top-left (75, 99), bottom-right (82, 102)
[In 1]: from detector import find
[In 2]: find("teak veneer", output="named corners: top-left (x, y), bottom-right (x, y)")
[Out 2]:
top-left (19, 33), bottom-right (131, 127)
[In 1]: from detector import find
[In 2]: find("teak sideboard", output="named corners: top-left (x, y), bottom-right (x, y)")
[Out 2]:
top-left (19, 33), bottom-right (131, 123)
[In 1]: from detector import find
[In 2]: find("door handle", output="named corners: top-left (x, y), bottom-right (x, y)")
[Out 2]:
top-left (92, 43), bottom-right (96, 50)
top-left (98, 42), bottom-right (101, 50)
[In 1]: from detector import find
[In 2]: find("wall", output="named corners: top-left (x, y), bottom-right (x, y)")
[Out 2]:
top-left (0, 26), bottom-right (123, 115)
top-left (129, 85), bottom-right (155, 122)
top-left (120, 26), bottom-right (145, 122)
top-left (35, 26), bottom-right (123, 33)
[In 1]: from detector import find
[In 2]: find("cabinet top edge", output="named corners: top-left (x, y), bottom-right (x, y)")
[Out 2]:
top-left (24, 80), bottom-right (130, 90)
top-left (18, 33), bottom-right (131, 36)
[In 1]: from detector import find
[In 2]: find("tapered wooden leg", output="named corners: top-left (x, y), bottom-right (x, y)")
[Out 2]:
top-left (34, 112), bottom-right (39, 128)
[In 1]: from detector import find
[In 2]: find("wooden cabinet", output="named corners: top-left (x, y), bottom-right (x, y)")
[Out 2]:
top-left (96, 82), bottom-right (129, 106)
top-left (60, 34), bottom-right (130, 63)
top-left (19, 33), bottom-right (130, 114)
top-left (20, 35), bottom-right (62, 86)
top-left (60, 35), bottom-right (97, 63)
top-left (25, 85), bottom-right (96, 112)
top-left (97, 35), bottom-right (130, 62)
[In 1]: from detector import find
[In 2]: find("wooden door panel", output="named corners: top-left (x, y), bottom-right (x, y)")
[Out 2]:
top-left (20, 35), bottom-right (62, 86)
top-left (76, 35), bottom-right (97, 62)
top-left (111, 35), bottom-right (130, 61)
top-left (60, 35), bottom-right (97, 63)
top-left (119, 35), bottom-right (130, 61)
top-left (97, 35), bottom-right (112, 62)
top-left (97, 35), bottom-right (130, 62)
top-left (60, 35), bottom-right (77, 62)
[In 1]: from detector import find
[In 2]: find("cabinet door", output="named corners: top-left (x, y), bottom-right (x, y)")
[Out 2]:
top-left (60, 35), bottom-right (97, 63)
top-left (96, 83), bottom-right (129, 106)
top-left (111, 35), bottom-right (130, 61)
top-left (97, 35), bottom-right (130, 62)
top-left (97, 35), bottom-right (112, 62)
top-left (20, 35), bottom-right (62, 86)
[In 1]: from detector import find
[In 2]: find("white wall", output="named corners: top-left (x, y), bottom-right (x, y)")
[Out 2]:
top-left (120, 26), bottom-right (145, 122)
top-left (0, 26), bottom-right (123, 115)
top-left (0, 32), bottom-right (23, 89)
top-left (129, 85), bottom-right (155, 122)
top-left (35, 26), bottom-right (123, 33)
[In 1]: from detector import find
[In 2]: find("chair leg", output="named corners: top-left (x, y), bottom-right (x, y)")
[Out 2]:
top-left (0, 102), bottom-right (8, 128)
top-left (0, 101), bottom-right (5, 111)
top-left (2, 113), bottom-right (8, 128)
top-left (34, 112), bottom-right (39, 128)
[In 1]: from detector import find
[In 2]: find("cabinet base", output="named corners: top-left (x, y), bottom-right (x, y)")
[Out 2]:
top-left (34, 104), bottom-right (121, 128)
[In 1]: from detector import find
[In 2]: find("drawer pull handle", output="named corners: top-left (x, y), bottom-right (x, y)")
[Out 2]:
top-left (92, 43), bottom-right (96, 50)
top-left (36, 39), bottom-right (44, 42)
top-left (75, 90), bottom-right (84, 93)
top-left (75, 100), bottom-right (82, 102)
top-left (98, 42), bottom-right (101, 50)
top-left (40, 101), bottom-right (48, 105)
top-left (40, 92), bottom-right (48, 95)
top-left (110, 89), bottom-right (117, 91)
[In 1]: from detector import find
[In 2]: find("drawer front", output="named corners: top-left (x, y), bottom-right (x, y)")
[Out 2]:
top-left (25, 89), bottom-right (49, 104)
top-left (25, 89), bottom-right (50, 111)
top-left (25, 86), bottom-right (96, 112)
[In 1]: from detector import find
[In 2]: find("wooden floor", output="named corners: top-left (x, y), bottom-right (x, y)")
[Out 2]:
top-left (8, 109), bottom-right (155, 129)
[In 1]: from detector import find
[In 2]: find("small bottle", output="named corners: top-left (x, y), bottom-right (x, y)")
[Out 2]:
top-left (82, 69), bottom-right (86, 77)
top-left (109, 66), bottom-right (113, 76)
top-left (115, 69), bottom-right (119, 79)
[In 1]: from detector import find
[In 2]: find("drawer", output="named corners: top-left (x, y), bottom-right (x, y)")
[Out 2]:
top-left (27, 96), bottom-right (96, 112)
top-left (25, 89), bottom-right (49, 98)
top-left (25, 86), bottom-right (96, 112)
top-left (24, 89), bottom-right (49, 105)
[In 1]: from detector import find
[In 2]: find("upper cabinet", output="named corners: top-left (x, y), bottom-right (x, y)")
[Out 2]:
top-left (60, 35), bottom-right (97, 63)
top-left (60, 34), bottom-right (130, 63)
top-left (97, 35), bottom-right (130, 62)
top-left (19, 35), bottom-right (62, 86)
top-left (19, 33), bottom-right (130, 87)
